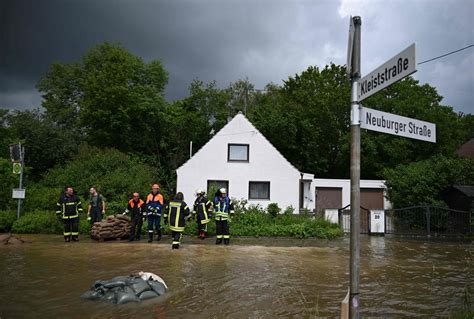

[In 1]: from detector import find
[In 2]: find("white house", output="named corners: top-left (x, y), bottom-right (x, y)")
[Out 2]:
top-left (176, 113), bottom-right (389, 213)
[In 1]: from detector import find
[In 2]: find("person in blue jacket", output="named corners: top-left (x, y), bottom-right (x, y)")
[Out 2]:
top-left (213, 188), bottom-right (234, 245)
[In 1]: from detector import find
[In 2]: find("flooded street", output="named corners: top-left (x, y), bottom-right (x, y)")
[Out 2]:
top-left (0, 235), bottom-right (472, 318)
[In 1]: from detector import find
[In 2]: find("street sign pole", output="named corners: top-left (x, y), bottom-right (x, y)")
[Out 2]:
top-left (16, 145), bottom-right (24, 220)
top-left (349, 16), bottom-right (361, 319)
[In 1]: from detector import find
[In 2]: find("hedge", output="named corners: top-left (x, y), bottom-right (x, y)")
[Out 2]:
top-left (2, 208), bottom-right (342, 240)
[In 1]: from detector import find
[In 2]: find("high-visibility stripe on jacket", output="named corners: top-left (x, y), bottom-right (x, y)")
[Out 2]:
top-left (214, 196), bottom-right (234, 220)
top-left (56, 194), bottom-right (83, 219)
top-left (194, 196), bottom-right (213, 224)
top-left (146, 193), bottom-right (164, 215)
top-left (164, 200), bottom-right (190, 232)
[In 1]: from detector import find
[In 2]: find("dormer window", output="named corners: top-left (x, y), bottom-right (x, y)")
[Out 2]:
top-left (228, 144), bottom-right (249, 162)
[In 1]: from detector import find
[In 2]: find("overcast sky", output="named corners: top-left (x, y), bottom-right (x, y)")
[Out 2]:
top-left (1, 0), bottom-right (473, 114)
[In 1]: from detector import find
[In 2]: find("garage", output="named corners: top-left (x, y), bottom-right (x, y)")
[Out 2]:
top-left (315, 187), bottom-right (342, 212)
top-left (361, 188), bottom-right (384, 210)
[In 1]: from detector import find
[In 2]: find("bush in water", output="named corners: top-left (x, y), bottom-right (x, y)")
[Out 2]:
top-left (0, 211), bottom-right (17, 232)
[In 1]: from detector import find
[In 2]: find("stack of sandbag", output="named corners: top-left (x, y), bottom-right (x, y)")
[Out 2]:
top-left (90, 215), bottom-right (131, 241)
top-left (80, 272), bottom-right (167, 304)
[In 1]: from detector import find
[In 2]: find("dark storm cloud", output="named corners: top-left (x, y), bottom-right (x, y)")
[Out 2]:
top-left (1, 0), bottom-right (473, 114)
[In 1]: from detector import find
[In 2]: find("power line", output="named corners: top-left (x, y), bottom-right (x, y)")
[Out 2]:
top-left (418, 44), bottom-right (474, 65)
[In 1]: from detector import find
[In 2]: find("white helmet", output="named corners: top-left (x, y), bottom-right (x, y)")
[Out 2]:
top-left (195, 189), bottom-right (204, 196)
top-left (219, 188), bottom-right (227, 194)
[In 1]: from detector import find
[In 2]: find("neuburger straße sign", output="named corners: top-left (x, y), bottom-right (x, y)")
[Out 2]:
top-left (360, 106), bottom-right (436, 143)
top-left (357, 43), bottom-right (416, 101)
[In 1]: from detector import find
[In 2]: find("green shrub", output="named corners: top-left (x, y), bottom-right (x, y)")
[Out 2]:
top-left (23, 184), bottom-right (62, 212)
top-left (11, 211), bottom-right (62, 234)
top-left (0, 210), bottom-right (17, 232)
top-left (283, 206), bottom-right (295, 215)
top-left (267, 203), bottom-right (281, 218)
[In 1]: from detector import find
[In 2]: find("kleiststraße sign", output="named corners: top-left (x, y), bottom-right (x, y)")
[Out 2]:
top-left (360, 106), bottom-right (436, 143)
top-left (357, 43), bottom-right (416, 102)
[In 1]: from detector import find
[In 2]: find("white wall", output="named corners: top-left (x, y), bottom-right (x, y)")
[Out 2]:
top-left (313, 178), bottom-right (391, 210)
top-left (177, 114), bottom-right (301, 210)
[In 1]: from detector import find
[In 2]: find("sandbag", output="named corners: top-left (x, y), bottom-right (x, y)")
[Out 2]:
top-left (127, 278), bottom-right (151, 295)
top-left (80, 290), bottom-right (102, 300)
top-left (148, 280), bottom-right (166, 296)
top-left (102, 290), bottom-right (117, 304)
top-left (115, 286), bottom-right (140, 304)
top-left (139, 290), bottom-right (158, 300)
top-left (103, 280), bottom-right (126, 289)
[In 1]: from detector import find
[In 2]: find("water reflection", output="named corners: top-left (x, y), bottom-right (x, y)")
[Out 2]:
top-left (0, 235), bottom-right (472, 318)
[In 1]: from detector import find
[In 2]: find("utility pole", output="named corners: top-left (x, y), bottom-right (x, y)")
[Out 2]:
top-left (17, 145), bottom-right (24, 220)
top-left (349, 16), bottom-right (362, 319)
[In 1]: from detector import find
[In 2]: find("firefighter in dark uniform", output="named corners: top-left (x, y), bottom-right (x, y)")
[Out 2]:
top-left (214, 188), bottom-right (234, 245)
top-left (56, 186), bottom-right (83, 242)
top-left (124, 192), bottom-right (146, 241)
top-left (164, 192), bottom-right (190, 249)
top-left (193, 189), bottom-right (213, 239)
top-left (146, 183), bottom-right (164, 242)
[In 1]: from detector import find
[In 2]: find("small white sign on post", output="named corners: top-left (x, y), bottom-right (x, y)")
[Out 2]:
top-left (360, 106), bottom-right (436, 143)
top-left (357, 43), bottom-right (417, 101)
top-left (12, 188), bottom-right (26, 199)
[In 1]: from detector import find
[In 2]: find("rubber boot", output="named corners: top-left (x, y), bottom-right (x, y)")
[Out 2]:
top-left (172, 243), bottom-right (179, 249)
top-left (156, 230), bottom-right (162, 241)
top-left (72, 235), bottom-right (79, 242)
top-left (64, 236), bottom-right (70, 242)
top-left (224, 238), bottom-right (230, 245)
top-left (148, 233), bottom-right (153, 243)
top-left (200, 231), bottom-right (206, 240)
top-left (216, 238), bottom-right (222, 245)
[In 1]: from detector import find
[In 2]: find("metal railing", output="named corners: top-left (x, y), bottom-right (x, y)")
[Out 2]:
top-left (338, 206), bottom-right (371, 234)
top-left (385, 206), bottom-right (472, 235)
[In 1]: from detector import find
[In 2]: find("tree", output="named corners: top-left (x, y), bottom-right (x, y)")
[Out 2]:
top-left (251, 64), bottom-right (351, 177)
top-left (37, 42), bottom-right (169, 155)
top-left (5, 109), bottom-right (81, 179)
top-left (40, 145), bottom-right (162, 207)
top-left (357, 77), bottom-right (469, 179)
top-left (383, 155), bottom-right (474, 208)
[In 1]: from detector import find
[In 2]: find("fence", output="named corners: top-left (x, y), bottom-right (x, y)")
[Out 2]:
top-left (385, 206), bottom-right (472, 235)
top-left (338, 206), bottom-right (371, 234)
top-left (334, 206), bottom-right (472, 236)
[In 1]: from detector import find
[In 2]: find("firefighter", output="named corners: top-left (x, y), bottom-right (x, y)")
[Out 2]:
top-left (163, 192), bottom-right (190, 249)
top-left (124, 192), bottom-right (146, 241)
top-left (146, 183), bottom-right (164, 242)
top-left (56, 186), bottom-right (83, 242)
top-left (214, 188), bottom-right (234, 245)
top-left (193, 189), bottom-right (213, 239)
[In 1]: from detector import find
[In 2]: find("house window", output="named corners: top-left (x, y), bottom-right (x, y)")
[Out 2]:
top-left (207, 180), bottom-right (229, 197)
top-left (228, 144), bottom-right (249, 162)
top-left (249, 182), bottom-right (270, 200)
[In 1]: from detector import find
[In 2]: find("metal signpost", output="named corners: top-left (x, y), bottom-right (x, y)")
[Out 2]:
top-left (345, 17), bottom-right (435, 319)
top-left (347, 16), bottom-right (362, 319)
top-left (10, 143), bottom-right (25, 219)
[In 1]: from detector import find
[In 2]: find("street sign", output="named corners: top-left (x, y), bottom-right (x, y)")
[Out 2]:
top-left (12, 188), bottom-right (26, 199)
top-left (360, 106), bottom-right (436, 143)
top-left (346, 16), bottom-right (355, 76)
top-left (357, 43), bottom-right (417, 101)
top-left (13, 162), bottom-right (22, 174)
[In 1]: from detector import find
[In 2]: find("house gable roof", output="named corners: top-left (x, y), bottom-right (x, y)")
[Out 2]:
top-left (456, 138), bottom-right (474, 160)
top-left (177, 113), bottom-right (300, 174)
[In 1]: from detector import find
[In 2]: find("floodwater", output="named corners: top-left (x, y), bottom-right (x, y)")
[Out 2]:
top-left (0, 235), bottom-right (472, 318)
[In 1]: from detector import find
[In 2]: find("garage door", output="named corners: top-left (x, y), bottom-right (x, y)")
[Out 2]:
top-left (316, 187), bottom-right (342, 211)
top-left (361, 188), bottom-right (384, 210)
